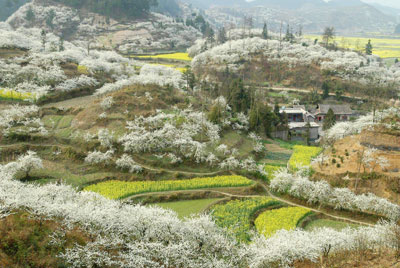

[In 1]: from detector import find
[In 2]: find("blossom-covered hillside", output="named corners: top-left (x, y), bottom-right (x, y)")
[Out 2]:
top-left (7, 0), bottom-right (201, 53)
top-left (191, 37), bottom-right (400, 96)
top-left (0, 22), bottom-right (185, 100)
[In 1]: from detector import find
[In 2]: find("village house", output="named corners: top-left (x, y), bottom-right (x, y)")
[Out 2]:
top-left (279, 105), bottom-right (320, 141)
top-left (313, 104), bottom-right (355, 124)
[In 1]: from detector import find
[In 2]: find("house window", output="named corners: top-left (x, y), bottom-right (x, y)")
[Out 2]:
top-left (318, 116), bottom-right (322, 121)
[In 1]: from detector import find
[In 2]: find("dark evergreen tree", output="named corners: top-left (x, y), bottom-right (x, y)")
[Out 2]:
top-left (41, 29), bottom-right (47, 51)
top-left (322, 81), bottom-right (330, 99)
top-left (217, 27), bottom-right (227, 44)
top-left (365, 39), bottom-right (373, 55)
top-left (46, 9), bottom-right (56, 29)
top-left (274, 103), bottom-right (280, 116)
top-left (183, 66), bottom-right (196, 91)
top-left (284, 24), bottom-right (294, 43)
top-left (323, 108), bottom-right (336, 130)
top-left (262, 22), bottom-right (268, 40)
top-left (59, 37), bottom-right (64, 51)
top-left (303, 122), bottom-right (311, 145)
top-left (249, 101), bottom-right (277, 137)
top-left (228, 79), bottom-right (250, 113)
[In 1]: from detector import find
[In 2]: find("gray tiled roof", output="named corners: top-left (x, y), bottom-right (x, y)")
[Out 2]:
top-left (316, 104), bottom-right (353, 115)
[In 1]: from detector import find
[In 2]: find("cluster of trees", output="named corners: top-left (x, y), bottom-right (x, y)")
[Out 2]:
top-left (271, 168), bottom-right (400, 221)
top-left (51, 0), bottom-right (157, 19)
top-left (0, 104), bottom-right (47, 137)
top-left (185, 14), bottom-right (214, 41)
top-left (206, 77), bottom-right (283, 137)
top-left (324, 108), bottom-right (399, 143)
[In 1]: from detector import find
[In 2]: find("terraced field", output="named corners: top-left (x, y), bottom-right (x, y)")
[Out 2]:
top-left (255, 207), bottom-right (313, 238)
top-left (212, 198), bottom-right (281, 241)
top-left (84, 176), bottom-right (254, 199)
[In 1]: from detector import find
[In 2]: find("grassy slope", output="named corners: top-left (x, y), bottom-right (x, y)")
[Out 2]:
top-left (154, 198), bottom-right (221, 219)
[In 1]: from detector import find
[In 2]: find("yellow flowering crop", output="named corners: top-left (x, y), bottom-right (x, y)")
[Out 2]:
top-left (255, 207), bottom-right (312, 238)
top-left (134, 53), bottom-right (192, 61)
top-left (305, 35), bottom-right (400, 58)
top-left (0, 88), bottom-right (35, 101)
top-left (77, 65), bottom-right (89, 75)
top-left (288, 145), bottom-right (322, 169)
top-left (212, 197), bottom-right (280, 242)
top-left (84, 175), bottom-right (253, 200)
top-left (264, 165), bottom-right (282, 181)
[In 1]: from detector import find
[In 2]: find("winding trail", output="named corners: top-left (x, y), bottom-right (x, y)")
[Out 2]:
top-left (135, 161), bottom-right (225, 176)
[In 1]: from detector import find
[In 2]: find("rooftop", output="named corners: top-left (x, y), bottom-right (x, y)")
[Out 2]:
top-left (316, 104), bottom-right (353, 115)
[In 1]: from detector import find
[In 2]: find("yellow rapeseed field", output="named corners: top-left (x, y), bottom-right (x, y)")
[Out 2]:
top-left (134, 52), bottom-right (192, 61)
top-left (264, 165), bottom-right (282, 181)
top-left (255, 207), bottom-right (312, 238)
top-left (305, 35), bottom-right (400, 58)
top-left (0, 89), bottom-right (35, 101)
top-left (288, 145), bottom-right (322, 169)
top-left (84, 175), bottom-right (254, 200)
top-left (212, 198), bottom-right (280, 242)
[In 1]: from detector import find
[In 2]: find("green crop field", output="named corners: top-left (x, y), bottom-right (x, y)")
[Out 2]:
top-left (154, 199), bottom-right (221, 219)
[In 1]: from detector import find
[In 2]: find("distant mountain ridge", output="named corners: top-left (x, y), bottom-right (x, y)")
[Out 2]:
top-left (184, 0), bottom-right (371, 9)
top-left (185, 0), bottom-right (397, 34)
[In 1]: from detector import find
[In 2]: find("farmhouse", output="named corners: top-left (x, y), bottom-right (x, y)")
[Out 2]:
top-left (279, 105), bottom-right (315, 123)
top-left (279, 106), bottom-right (320, 141)
top-left (314, 104), bottom-right (355, 123)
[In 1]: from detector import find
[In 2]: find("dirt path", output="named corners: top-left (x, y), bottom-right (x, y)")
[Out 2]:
top-left (42, 95), bottom-right (99, 109)
top-left (135, 160), bottom-right (226, 177)
top-left (125, 189), bottom-right (262, 200)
